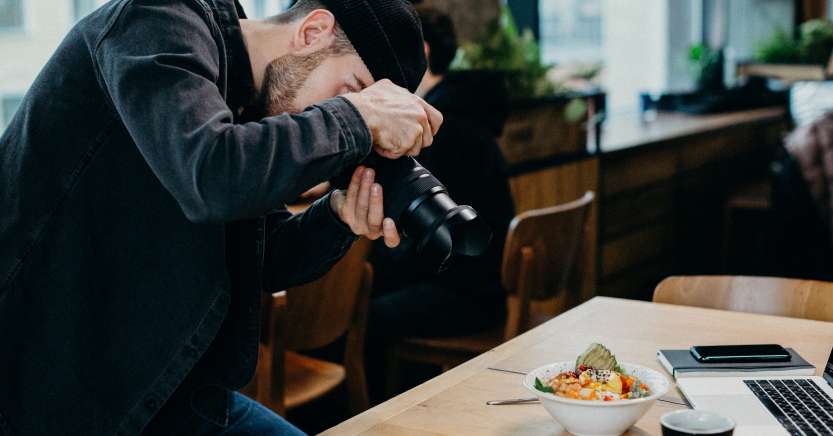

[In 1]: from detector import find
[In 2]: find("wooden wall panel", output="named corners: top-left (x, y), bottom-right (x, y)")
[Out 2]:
top-left (508, 157), bottom-right (600, 302)
top-left (598, 261), bottom-right (667, 301)
top-left (601, 223), bottom-right (673, 278)
top-left (678, 129), bottom-right (761, 173)
top-left (598, 116), bottom-right (790, 300)
top-left (602, 184), bottom-right (674, 239)
top-left (679, 134), bottom-right (733, 172)
top-left (509, 158), bottom-right (599, 214)
top-left (603, 147), bottom-right (678, 195)
top-left (499, 102), bottom-right (588, 165)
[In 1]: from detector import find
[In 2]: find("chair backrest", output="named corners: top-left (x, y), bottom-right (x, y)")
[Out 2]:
top-left (501, 191), bottom-right (594, 300)
top-left (653, 275), bottom-right (833, 322)
top-left (283, 238), bottom-right (373, 350)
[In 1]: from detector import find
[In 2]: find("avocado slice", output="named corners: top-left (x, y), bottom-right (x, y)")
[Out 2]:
top-left (575, 343), bottom-right (621, 372)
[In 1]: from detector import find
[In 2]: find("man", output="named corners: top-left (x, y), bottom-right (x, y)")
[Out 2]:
top-left (0, 0), bottom-right (441, 434)
top-left (367, 6), bottom-right (515, 397)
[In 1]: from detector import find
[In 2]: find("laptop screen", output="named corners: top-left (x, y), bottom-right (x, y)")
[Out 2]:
top-left (825, 347), bottom-right (833, 387)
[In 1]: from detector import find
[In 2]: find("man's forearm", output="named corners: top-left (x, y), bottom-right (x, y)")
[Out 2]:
top-left (262, 193), bottom-right (357, 291)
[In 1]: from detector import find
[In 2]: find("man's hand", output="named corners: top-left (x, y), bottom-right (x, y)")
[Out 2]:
top-left (343, 79), bottom-right (443, 160)
top-left (331, 166), bottom-right (400, 247)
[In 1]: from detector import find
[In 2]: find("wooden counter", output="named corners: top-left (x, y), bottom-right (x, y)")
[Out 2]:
top-left (505, 107), bottom-right (790, 302)
top-left (600, 107), bottom-right (787, 153)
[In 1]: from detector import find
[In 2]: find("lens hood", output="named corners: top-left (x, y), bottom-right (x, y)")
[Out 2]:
top-left (348, 153), bottom-right (492, 271)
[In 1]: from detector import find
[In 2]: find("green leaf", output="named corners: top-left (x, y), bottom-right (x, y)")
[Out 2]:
top-left (564, 98), bottom-right (588, 123)
top-left (689, 43), bottom-right (705, 62)
top-left (451, 5), bottom-right (555, 99)
top-left (534, 377), bottom-right (554, 393)
top-left (755, 27), bottom-right (801, 63)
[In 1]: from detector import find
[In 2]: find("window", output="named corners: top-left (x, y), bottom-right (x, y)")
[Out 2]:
top-left (252, 0), bottom-right (266, 18)
top-left (239, 0), bottom-right (292, 19)
top-left (0, 0), bottom-right (24, 31)
top-left (72, 0), bottom-right (96, 23)
top-left (537, 0), bottom-right (793, 112)
top-left (539, 0), bottom-right (602, 64)
top-left (2, 95), bottom-right (24, 130)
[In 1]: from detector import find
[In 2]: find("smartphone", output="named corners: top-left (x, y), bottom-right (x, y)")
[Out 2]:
top-left (690, 344), bottom-right (791, 363)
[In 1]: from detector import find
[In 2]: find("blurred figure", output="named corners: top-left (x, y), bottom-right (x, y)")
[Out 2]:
top-left (366, 5), bottom-right (516, 399)
top-left (772, 111), bottom-right (833, 280)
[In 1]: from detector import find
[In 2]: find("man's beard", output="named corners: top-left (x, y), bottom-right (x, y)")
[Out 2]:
top-left (258, 50), bottom-right (330, 116)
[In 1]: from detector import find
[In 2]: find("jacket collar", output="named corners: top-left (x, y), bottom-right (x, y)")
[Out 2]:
top-left (208, 0), bottom-right (257, 118)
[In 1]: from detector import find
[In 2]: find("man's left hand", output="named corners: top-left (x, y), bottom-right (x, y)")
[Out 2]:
top-left (331, 166), bottom-right (400, 247)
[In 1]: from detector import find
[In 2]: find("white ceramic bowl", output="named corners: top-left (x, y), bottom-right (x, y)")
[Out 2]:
top-left (524, 361), bottom-right (671, 436)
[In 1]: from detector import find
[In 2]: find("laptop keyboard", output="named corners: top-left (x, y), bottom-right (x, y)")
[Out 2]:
top-left (745, 379), bottom-right (833, 435)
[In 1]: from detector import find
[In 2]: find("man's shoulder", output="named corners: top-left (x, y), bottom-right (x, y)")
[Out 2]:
top-left (87, 0), bottom-right (225, 76)
top-left (88, 0), bottom-right (218, 48)
top-left (99, 0), bottom-right (215, 17)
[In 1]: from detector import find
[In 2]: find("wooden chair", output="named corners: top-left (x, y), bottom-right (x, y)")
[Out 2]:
top-left (653, 275), bottom-right (833, 322)
top-left (387, 191), bottom-right (595, 387)
top-left (242, 238), bottom-right (373, 416)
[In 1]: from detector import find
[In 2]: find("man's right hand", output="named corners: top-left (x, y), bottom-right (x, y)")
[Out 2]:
top-left (343, 79), bottom-right (443, 160)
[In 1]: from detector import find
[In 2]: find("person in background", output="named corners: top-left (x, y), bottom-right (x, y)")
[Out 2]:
top-left (366, 5), bottom-right (516, 399)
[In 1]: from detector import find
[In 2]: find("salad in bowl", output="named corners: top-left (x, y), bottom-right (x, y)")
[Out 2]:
top-left (533, 344), bottom-right (652, 402)
top-left (524, 344), bottom-right (670, 436)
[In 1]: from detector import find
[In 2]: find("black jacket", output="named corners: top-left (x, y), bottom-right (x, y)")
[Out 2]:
top-left (372, 71), bottom-right (515, 297)
top-left (0, 0), bottom-right (370, 434)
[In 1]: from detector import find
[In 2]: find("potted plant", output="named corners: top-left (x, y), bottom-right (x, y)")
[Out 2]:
top-left (689, 43), bottom-right (725, 91)
top-left (737, 19), bottom-right (833, 82)
top-left (451, 5), bottom-right (603, 165)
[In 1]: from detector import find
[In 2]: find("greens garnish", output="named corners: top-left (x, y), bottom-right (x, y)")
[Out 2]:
top-left (534, 377), bottom-right (554, 393)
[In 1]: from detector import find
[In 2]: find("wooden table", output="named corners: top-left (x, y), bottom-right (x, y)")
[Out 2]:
top-left (323, 297), bottom-right (833, 435)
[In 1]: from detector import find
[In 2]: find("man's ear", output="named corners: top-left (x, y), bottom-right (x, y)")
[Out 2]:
top-left (290, 9), bottom-right (337, 55)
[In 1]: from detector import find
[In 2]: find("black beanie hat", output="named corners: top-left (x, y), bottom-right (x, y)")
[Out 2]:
top-left (319, 0), bottom-right (427, 93)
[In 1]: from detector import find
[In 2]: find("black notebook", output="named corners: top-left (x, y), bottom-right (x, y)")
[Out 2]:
top-left (657, 348), bottom-right (815, 379)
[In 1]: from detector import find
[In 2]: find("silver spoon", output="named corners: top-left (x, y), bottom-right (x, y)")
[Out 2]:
top-left (486, 396), bottom-right (689, 407)
top-left (485, 397), bottom-right (539, 405)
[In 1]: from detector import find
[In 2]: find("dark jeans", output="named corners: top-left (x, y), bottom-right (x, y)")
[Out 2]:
top-left (144, 392), bottom-right (306, 436)
top-left (366, 281), bottom-right (506, 401)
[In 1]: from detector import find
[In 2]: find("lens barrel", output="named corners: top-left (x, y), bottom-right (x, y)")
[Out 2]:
top-left (364, 154), bottom-right (492, 271)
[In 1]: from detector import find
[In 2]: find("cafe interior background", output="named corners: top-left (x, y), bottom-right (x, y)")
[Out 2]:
top-left (4, 0), bottom-right (833, 433)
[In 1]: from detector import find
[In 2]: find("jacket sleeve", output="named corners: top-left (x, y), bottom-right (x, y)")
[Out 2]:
top-left (94, 0), bottom-right (371, 223)
top-left (262, 192), bottom-right (357, 292)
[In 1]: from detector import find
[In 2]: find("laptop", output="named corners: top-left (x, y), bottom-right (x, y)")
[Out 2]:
top-left (677, 347), bottom-right (833, 436)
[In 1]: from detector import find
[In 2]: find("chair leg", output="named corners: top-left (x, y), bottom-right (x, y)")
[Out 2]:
top-left (345, 319), bottom-right (370, 414)
top-left (504, 247), bottom-right (535, 340)
top-left (345, 352), bottom-right (370, 415)
top-left (384, 348), bottom-right (400, 400)
top-left (344, 262), bottom-right (372, 414)
top-left (266, 292), bottom-right (288, 416)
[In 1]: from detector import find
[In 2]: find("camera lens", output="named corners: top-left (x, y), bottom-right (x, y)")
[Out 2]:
top-left (340, 153), bottom-right (492, 271)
